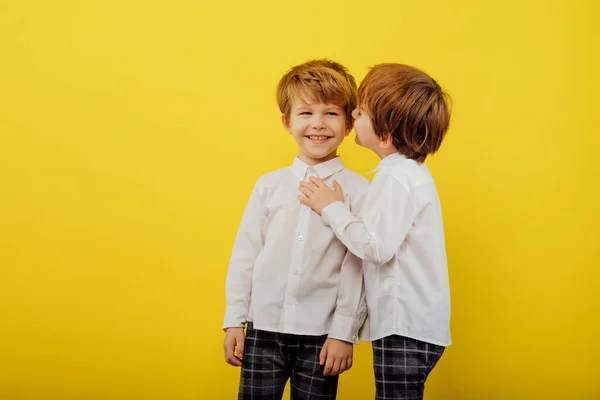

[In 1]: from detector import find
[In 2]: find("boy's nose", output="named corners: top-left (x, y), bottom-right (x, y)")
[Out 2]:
top-left (312, 115), bottom-right (326, 130)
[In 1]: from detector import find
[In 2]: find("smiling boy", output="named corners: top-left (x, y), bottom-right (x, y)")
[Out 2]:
top-left (222, 59), bottom-right (369, 400)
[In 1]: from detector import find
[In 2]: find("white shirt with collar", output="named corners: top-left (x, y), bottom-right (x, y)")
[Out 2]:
top-left (322, 153), bottom-right (451, 346)
top-left (223, 156), bottom-right (370, 343)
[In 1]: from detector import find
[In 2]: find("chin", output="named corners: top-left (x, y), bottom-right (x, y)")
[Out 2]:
top-left (311, 151), bottom-right (335, 160)
top-left (310, 153), bottom-right (331, 161)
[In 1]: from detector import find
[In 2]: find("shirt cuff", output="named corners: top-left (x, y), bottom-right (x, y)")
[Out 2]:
top-left (322, 201), bottom-right (354, 230)
top-left (327, 310), bottom-right (367, 344)
top-left (222, 306), bottom-right (247, 331)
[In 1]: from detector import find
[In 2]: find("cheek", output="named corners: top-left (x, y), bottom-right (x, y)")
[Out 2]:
top-left (292, 120), bottom-right (308, 132)
top-left (354, 122), bottom-right (364, 135)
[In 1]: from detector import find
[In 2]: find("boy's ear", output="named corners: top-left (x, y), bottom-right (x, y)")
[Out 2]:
top-left (379, 133), bottom-right (393, 148)
top-left (282, 114), bottom-right (292, 133)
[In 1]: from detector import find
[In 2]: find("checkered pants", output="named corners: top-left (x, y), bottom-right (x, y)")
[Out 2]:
top-left (372, 335), bottom-right (445, 400)
top-left (238, 325), bottom-right (338, 400)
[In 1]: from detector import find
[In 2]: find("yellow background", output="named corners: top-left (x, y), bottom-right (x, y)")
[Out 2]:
top-left (1, 0), bottom-right (598, 399)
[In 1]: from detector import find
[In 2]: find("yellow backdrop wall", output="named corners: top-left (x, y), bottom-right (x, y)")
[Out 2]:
top-left (1, 0), bottom-right (598, 399)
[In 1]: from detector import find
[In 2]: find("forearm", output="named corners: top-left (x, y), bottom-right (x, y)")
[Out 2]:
top-left (328, 252), bottom-right (367, 343)
top-left (322, 202), bottom-right (396, 265)
top-left (223, 260), bottom-right (253, 329)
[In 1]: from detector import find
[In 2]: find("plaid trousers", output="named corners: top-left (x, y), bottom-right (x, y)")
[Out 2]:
top-left (372, 335), bottom-right (445, 400)
top-left (238, 325), bottom-right (339, 400)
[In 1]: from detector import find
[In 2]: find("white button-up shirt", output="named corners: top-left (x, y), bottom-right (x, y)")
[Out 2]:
top-left (223, 157), bottom-right (369, 343)
top-left (322, 153), bottom-right (451, 346)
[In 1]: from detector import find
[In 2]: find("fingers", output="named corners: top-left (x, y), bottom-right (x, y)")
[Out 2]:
top-left (332, 358), bottom-right (343, 376)
top-left (224, 330), bottom-right (244, 367)
top-left (298, 181), bottom-right (315, 190)
top-left (300, 179), bottom-right (341, 198)
top-left (333, 180), bottom-right (343, 194)
top-left (338, 358), bottom-right (347, 375)
top-left (320, 339), bottom-right (354, 375)
top-left (323, 355), bottom-right (334, 376)
top-left (224, 338), bottom-right (242, 366)
top-left (337, 356), bottom-right (352, 374)
top-left (308, 176), bottom-right (323, 187)
top-left (236, 335), bottom-right (245, 360)
top-left (298, 185), bottom-right (314, 197)
top-left (223, 340), bottom-right (231, 363)
top-left (319, 342), bottom-right (328, 366)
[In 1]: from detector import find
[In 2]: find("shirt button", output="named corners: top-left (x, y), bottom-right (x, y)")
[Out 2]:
top-left (298, 235), bottom-right (303, 241)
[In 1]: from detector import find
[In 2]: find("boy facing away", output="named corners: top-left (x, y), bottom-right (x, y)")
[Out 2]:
top-left (223, 59), bottom-right (369, 400)
top-left (299, 63), bottom-right (452, 400)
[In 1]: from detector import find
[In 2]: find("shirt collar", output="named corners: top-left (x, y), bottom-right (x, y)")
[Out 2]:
top-left (291, 156), bottom-right (345, 180)
top-left (366, 152), bottom-right (406, 174)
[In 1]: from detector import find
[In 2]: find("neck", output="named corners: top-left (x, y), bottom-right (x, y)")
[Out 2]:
top-left (376, 147), bottom-right (399, 160)
top-left (297, 152), bottom-right (338, 166)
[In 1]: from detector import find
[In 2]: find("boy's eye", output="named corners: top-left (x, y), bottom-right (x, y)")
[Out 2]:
top-left (327, 112), bottom-right (339, 116)
top-left (300, 111), bottom-right (312, 115)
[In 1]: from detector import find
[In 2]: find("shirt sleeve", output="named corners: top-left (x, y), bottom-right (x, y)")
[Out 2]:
top-left (321, 174), bottom-right (417, 266)
top-left (222, 178), bottom-right (268, 329)
top-left (327, 180), bottom-right (369, 343)
top-left (328, 250), bottom-right (367, 343)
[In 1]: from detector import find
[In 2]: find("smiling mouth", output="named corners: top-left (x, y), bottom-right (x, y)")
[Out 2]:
top-left (306, 135), bottom-right (331, 143)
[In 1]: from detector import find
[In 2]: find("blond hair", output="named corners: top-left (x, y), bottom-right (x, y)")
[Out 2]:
top-left (277, 59), bottom-right (357, 128)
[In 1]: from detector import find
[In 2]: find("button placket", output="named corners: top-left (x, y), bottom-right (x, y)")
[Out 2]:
top-left (284, 179), bottom-right (312, 330)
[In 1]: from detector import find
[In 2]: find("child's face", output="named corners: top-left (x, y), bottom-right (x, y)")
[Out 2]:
top-left (283, 99), bottom-right (350, 166)
top-left (352, 106), bottom-right (381, 152)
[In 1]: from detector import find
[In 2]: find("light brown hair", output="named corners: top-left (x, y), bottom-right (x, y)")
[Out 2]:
top-left (277, 60), bottom-right (357, 128)
top-left (358, 64), bottom-right (451, 163)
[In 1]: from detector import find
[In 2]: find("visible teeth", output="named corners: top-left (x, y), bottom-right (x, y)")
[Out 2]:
top-left (308, 136), bottom-right (328, 140)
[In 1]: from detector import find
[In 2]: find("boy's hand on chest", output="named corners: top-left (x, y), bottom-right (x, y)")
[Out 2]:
top-left (298, 177), bottom-right (344, 215)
